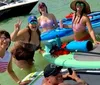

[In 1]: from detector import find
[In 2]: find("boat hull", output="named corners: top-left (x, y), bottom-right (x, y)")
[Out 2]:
top-left (0, 1), bottom-right (38, 21)
top-left (42, 45), bottom-right (100, 69)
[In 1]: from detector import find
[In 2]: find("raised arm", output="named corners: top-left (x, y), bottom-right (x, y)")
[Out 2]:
top-left (11, 20), bottom-right (24, 42)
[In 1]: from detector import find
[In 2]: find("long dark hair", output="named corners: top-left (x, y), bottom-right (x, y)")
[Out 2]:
top-left (38, 2), bottom-right (48, 15)
top-left (73, 1), bottom-right (86, 23)
top-left (27, 26), bottom-right (41, 42)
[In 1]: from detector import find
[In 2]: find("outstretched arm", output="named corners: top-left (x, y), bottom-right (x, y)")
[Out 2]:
top-left (59, 20), bottom-right (72, 28)
top-left (86, 16), bottom-right (100, 44)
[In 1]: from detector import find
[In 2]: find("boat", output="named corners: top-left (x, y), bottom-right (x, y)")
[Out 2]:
top-left (43, 43), bottom-right (100, 69)
top-left (0, 0), bottom-right (38, 21)
top-left (22, 68), bottom-right (100, 85)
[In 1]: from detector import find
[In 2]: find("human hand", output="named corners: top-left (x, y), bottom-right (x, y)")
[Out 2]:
top-left (38, 48), bottom-right (45, 54)
top-left (94, 40), bottom-right (100, 45)
top-left (14, 19), bottom-right (22, 32)
top-left (59, 20), bottom-right (64, 28)
top-left (19, 80), bottom-right (31, 85)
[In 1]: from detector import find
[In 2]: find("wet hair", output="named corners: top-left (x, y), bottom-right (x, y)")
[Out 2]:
top-left (0, 30), bottom-right (11, 49)
top-left (38, 2), bottom-right (48, 15)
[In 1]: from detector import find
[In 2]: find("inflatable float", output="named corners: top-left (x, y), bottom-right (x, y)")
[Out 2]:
top-left (65, 11), bottom-right (100, 19)
top-left (42, 37), bottom-right (100, 69)
top-left (41, 12), bottom-right (100, 41)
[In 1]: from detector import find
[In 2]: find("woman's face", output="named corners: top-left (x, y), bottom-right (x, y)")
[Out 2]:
top-left (76, 2), bottom-right (84, 12)
top-left (39, 4), bottom-right (46, 13)
top-left (28, 22), bottom-right (38, 31)
top-left (0, 34), bottom-right (10, 49)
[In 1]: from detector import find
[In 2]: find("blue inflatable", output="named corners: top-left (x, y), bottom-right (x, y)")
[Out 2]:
top-left (41, 12), bottom-right (100, 41)
top-left (66, 40), bottom-right (93, 52)
top-left (44, 36), bottom-right (62, 53)
top-left (41, 27), bottom-right (73, 41)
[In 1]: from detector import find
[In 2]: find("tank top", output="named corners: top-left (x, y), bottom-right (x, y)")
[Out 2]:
top-left (0, 51), bottom-right (11, 73)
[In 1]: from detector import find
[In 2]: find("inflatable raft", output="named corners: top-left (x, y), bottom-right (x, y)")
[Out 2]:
top-left (42, 37), bottom-right (100, 69)
top-left (41, 13), bottom-right (100, 41)
top-left (43, 44), bottom-right (100, 69)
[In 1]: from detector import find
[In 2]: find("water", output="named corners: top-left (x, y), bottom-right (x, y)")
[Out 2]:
top-left (0, 0), bottom-right (100, 85)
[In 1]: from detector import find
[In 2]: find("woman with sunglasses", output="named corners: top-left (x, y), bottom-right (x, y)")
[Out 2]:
top-left (38, 2), bottom-right (58, 32)
top-left (0, 30), bottom-right (31, 85)
top-left (10, 15), bottom-right (43, 70)
top-left (60, 0), bottom-right (100, 44)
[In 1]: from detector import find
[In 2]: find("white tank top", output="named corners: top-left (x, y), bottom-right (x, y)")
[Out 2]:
top-left (0, 51), bottom-right (11, 73)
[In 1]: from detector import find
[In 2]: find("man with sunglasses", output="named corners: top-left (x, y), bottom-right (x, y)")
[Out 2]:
top-left (42, 64), bottom-right (87, 85)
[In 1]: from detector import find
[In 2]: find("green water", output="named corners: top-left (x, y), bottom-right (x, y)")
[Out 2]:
top-left (0, 0), bottom-right (100, 85)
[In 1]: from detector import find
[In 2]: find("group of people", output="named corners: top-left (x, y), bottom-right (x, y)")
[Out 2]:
top-left (0, 0), bottom-right (100, 85)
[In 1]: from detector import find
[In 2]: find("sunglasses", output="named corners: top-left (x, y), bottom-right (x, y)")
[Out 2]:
top-left (39, 4), bottom-right (45, 8)
top-left (30, 21), bottom-right (37, 25)
top-left (0, 36), bottom-right (10, 42)
top-left (76, 2), bottom-right (84, 7)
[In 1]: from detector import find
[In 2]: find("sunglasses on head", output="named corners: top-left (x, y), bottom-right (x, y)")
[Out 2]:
top-left (76, 2), bottom-right (84, 7)
top-left (39, 4), bottom-right (45, 8)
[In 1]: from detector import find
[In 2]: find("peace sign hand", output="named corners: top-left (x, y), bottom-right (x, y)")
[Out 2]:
top-left (14, 19), bottom-right (22, 32)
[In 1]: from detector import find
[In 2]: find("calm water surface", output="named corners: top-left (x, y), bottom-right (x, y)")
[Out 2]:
top-left (0, 0), bottom-right (100, 85)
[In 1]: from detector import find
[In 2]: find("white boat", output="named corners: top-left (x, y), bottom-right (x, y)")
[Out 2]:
top-left (0, 0), bottom-right (38, 21)
top-left (22, 69), bottom-right (100, 85)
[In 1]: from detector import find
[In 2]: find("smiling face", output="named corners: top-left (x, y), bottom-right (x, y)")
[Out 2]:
top-left (75, 1), bottom-right (85, 12)
top-left (47, 72), bottom-right (64, 85)
top-left (38, 2), bottom-right (48, 15)
top-left (0, 31), bottom-right (11, 50)
top-left (28, 21), bottom-right (38, 31)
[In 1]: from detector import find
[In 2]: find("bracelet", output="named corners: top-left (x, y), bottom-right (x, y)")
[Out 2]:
top-left (17, 80), bottom-right (21, 84)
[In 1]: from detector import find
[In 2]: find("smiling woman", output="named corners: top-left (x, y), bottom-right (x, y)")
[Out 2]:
top-left (10, 15), bottom-right (44, 70)
top-left (0, 30), bottom-right (30, 84)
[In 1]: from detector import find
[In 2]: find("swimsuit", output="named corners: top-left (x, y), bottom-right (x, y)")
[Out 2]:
top-left (0, 51), bottom-right (11, 73)
top-left (72, 18), bottom-right (86, 32)
top-left (72, 16), bottom-right (90, 41)
top-left (40, 19), bottom-right (54, 29)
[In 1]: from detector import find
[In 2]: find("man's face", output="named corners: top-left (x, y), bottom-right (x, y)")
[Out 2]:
top-left (48, 72), bottom-right (64, 85)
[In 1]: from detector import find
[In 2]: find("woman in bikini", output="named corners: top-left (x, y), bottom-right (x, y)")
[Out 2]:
top-left (37, 2), bottom-right (86, 84)
top-left (38, 2), bottom-right (58, 32)
top-left (10, 15), bottom-right (43, 70)
top-left (60, 0), bottom-right (100, 44)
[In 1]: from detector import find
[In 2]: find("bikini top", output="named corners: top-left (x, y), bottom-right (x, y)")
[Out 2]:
top-left (72, 16), bottom-right (86, 32)
top-left (40, 19), bottom-right (54, 28)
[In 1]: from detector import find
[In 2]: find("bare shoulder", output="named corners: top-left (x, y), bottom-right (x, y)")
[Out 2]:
top-left (18, 28), bottom-right (28, 36)
top-left (38, 16), bottom-right (41, 21)
top-left (49, 13), bottom-right (55, 17)
top-left (82, 14), bottom-right (90, 21)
